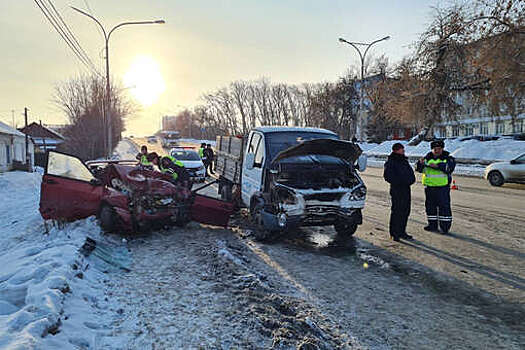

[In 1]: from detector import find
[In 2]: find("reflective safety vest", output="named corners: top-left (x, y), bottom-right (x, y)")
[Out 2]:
top-left (140, 154), bottom-right (152, 166)
top-left (199, 148), bottom-right (205, 158)
top-left (422, 158), bottom-right (449, 187)
top-left (159, 155), bottom-right (185, 181)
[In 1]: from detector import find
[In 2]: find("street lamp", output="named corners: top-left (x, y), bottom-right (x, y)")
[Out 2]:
top-left (71, 6), bottom-right (165, 158)
top-left (339, 35), bottom-right (390, 141)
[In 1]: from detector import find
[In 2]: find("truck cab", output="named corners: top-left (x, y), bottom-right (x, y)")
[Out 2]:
top-left (217, 127), bottom-right (367, 240)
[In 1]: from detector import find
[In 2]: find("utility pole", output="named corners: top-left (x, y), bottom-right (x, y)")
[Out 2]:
top-left (24, 107), bottom-right (29, 169)
top-left (11, 109), bottom-right (15, 128)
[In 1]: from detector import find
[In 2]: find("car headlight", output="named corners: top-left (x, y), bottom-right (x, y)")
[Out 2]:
top-left (198, 165), bottom-right (205, 171)
top-left (341, 186), bottom-right (367, 206)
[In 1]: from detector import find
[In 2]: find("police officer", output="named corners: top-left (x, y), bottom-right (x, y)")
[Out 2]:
top-left (384, 143), bottom-right (416, 242)
top-left (136, 145), bottom-right (152, 168)
top-left (147, 152), bottom-right (189, 185)
top-left (416, 140), bottom-right (456, 234)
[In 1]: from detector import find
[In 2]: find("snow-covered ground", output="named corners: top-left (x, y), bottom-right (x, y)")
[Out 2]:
top-left (361, 138), bottom-right (525, 177)
top-left (0, 170), bottom-right (129, 349)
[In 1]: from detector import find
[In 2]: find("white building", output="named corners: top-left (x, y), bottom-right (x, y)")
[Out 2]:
top-left (0, 121), bottom-right (34, 172)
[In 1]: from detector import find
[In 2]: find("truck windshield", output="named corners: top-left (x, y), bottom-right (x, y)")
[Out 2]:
top-left (266, 132), bottom-right (338, 160)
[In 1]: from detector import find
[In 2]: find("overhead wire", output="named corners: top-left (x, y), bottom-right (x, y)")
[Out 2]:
top-left (45, 0), bottom-right (100, 74)
top-left (33, 0), bottom-right (99, 76)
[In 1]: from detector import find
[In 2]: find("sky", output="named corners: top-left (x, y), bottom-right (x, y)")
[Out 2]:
top-left (0, 0), bottom-right (438, 136)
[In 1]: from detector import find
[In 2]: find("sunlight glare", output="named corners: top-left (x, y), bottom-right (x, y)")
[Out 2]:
top-left (124, 55), bottom-right (166, 106)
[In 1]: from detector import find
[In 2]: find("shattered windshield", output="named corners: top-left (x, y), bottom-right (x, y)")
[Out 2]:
top-left (266, 132), bottom-right (339, 161)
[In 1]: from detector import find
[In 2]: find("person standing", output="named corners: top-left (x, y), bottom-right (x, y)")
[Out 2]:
top-left (416, 140), bottom-right (456, 234)
top-left (204, 144), bottom-right (215, 175)
top-left (384, 143), bottom-right (416, 242)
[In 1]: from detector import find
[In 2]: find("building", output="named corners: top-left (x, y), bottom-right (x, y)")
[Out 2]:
top-left (0, 121), bottom-right (34, 172)
top-left (162, 115), bottom-right (177, 131)
top-left (19, 122), bottom-right (65, 152)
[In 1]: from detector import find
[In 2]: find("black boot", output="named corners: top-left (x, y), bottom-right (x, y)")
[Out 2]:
top-left (424, 225), bottom-right (439, 233)
top-left (390, 234), bottom-right (400, 242)
top-left (400, 233), bottom-right (414, 240)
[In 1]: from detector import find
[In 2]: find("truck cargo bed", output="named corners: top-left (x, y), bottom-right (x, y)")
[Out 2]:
top-left (215, 135), bottom-right (245, 184)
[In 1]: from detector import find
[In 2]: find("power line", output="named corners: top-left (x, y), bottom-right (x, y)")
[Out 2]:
top-left (45, 0), bottom-right (99, 74)
top-left (33, 0), bottom-right (99, 75)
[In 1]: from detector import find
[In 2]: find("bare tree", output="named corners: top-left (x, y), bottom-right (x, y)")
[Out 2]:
top-left (54, 74), bottom-right (133, 160)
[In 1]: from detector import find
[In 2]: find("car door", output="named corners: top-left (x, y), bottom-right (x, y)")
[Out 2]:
top-left (241, 132), bottom-right (266, 206)
top-left (191, 194), bottom-right (234, 227)
top-left (39, 151), bottom-right (104, 221)
top-left (509, 154), bottom-right (525, 182)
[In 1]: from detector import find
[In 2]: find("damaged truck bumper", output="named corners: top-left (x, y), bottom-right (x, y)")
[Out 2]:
top-left (261, 207), bottom-right (363, 231)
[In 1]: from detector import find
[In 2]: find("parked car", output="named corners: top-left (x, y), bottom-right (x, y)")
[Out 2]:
top-left (215, 127), bottom-right (367, 240)
top-left (484, 153), bottom-right (525, 186)
top-left (147, 136), bottom-right (157, 144)
top-left (39, 151), bottom-right (233, 232)
top-left (170, 147), bottom-right (207, 182)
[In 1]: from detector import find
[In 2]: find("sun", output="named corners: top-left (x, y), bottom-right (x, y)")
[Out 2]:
top-left (124, 55), bottom-right (166, 106)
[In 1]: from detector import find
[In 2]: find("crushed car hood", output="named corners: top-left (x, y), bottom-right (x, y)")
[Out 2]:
top-left (271, 139), bottom-right (362, 164)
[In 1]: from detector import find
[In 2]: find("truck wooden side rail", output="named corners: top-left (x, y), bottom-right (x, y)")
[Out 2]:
top-left (215, 135), bottom-right (245, 202)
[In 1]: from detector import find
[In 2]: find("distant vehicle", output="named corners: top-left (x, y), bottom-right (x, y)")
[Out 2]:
top-left (170, 147), bottom-right (206, 182)
top-left (160, 131), bottom-right (180, 148)
top-left (147, 136), bottom-right (157, 144)
top-left (215, 127), bottom-right (367, 240)
top-left (484, 153), bottom-right (525, 186)
top-left (39, 151), bottom-right (233, 232)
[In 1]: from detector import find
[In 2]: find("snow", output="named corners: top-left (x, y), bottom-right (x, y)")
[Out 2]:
top-left (112, 139), bottom-right (139, 159)
top-left (361, 138), bottom-right (525, 177)
top-left (0, 120), bottom-right (25, 137)
top-left (0, 171), bottom-right (127, 349)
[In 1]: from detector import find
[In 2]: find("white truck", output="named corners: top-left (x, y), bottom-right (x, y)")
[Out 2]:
top-left (216, 127), bottom-right (367, 240)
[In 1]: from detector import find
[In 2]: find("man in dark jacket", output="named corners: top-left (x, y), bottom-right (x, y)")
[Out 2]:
top-left (415, 140), bottom-right (456, 234)
top-left (384, 143), bottom-right (416, 241)
top-left (204, 144), bottom-right (215, 175)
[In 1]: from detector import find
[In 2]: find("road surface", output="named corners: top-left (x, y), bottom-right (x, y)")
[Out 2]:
top-left (103, 138), bottom-right (524, 349)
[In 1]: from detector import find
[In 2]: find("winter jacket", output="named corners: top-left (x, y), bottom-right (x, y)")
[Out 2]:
top-left (384, 152), bottom-right (416, 187)
top-left (416, 151), bottom-right (456, 186)
top-left (203, 148), bottom-right (214, 163)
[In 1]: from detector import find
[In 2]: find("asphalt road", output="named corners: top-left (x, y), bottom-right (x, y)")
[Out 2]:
top-left (355, 166), bottom-right (525, 304)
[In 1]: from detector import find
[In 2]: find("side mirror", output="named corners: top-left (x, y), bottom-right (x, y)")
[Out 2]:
top-left (245, 153), bottom-right (255, 170)
top-left (89, 178), bottom-right (102, 186)
top-left (510, 159), bottom-right (517, 165)
top-left (356, 154), bottom-right (367, 172)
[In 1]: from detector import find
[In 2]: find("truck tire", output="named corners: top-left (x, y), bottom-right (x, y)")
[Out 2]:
top-left (99, 205), bottom-right (116, 233)
top-left (250, 201), bottom-right (273, 241)
top-left (488, 171), bottom-right (504, 187)
top-left (334, 221), bottom-right (358, 238)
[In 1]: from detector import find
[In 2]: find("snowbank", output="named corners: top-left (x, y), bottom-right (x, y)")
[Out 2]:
top-left (364, 138), bottom-right (525, 162)
top-left (0, 171), bottom-right (126, 349)
top-left (178, 138), bottom-right (216, 147)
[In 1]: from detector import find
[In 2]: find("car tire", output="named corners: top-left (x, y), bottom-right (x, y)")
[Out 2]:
top-left (99, 205), bottom-right (117, 233)
top-left (488, 171), bottom-right (504, 187)
top-left (250, 200), bottom-right (274, 241)
top-left (334, 221), bottom-right (358, 238)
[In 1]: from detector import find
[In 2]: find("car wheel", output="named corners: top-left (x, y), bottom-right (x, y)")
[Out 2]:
top-left (250, 201), bottom-right (274, 241)
top-left (334, 221), bottom-right (358, 238)
top-left (99, 205), bottom-right (116, 233)
top-left (488, 171), bottom-right (504, 187)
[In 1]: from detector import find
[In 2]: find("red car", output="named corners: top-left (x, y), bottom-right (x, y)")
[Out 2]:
top-left (39, 151), bottom-right (233, 232)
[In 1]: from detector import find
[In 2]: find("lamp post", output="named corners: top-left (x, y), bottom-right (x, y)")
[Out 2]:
top-left (71, 6), bottom-right (165, 158)
top-left (339, 35), bottom-right (390, 141)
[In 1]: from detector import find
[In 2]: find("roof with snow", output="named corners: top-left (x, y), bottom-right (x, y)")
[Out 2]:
top-left (0, 120), bottom-right (26, 137)
top-left (254, 126), bottom-right (337, 135)
top-left (19, 122), bottom-right (65, 140)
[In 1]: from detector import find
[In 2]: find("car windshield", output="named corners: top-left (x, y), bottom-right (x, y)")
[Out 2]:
top-left (171, 150), bottom-right (201, 161)
top-left (266, 132), bottom-right (339, 160)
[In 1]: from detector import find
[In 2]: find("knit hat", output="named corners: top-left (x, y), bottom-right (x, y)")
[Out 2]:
top-left (430, 140), bottom-right (445, 149)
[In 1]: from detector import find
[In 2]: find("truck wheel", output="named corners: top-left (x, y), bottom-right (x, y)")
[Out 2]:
top-left (250, 202), bottom-right (273, 241)
top-left (488, 171), bottom-right (504, 187)
top-left (334, 221), bottom-right (358, 238)
top-left (99, 205), bottom-right (116, 233)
